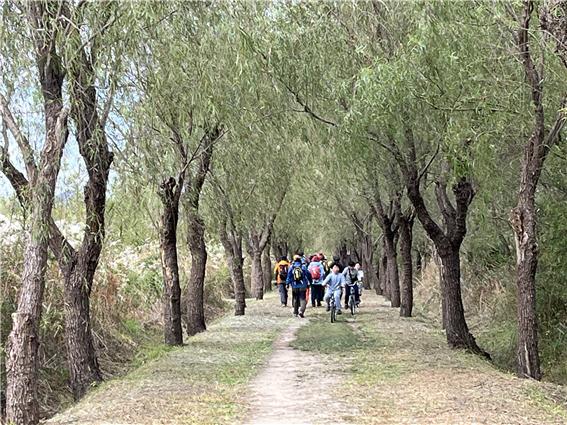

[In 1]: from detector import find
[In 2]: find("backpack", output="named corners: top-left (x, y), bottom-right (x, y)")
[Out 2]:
top-left (278, 263), bottom-right (288, 281)
top-left (292, 265), bottom-right (303, 282)
top-left (348, 268), bottom-right (358, 283)
top-left (308, 263), bottom-right (321, 280)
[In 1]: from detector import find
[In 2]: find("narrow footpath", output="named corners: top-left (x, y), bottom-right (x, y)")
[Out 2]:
top-left (245, 317), bottom-right (348, 425)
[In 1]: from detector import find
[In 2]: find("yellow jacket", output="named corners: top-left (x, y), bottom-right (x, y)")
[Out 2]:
top-left (274, 260), bottom-right (290, 284)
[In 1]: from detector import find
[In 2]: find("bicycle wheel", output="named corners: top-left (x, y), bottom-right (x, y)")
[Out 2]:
top-left (350, 295), bottom-right (355, 316)
top-left (331, 305), bottom-right (336, 323)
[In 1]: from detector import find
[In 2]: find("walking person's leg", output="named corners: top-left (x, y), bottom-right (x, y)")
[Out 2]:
top-left (317, 285), bottom-right (324, 306)
top-left (299, 289), bottom-right (307, 317)
top-left (278, 284), bottom-right (285, 306)
top-left (311, 284), bottom-right (317, 307)
top-left (292, 288), bottom-right (299, 316)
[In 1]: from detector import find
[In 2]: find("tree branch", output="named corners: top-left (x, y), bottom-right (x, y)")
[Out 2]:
top-left (0, 94), bottom-right (37, 181)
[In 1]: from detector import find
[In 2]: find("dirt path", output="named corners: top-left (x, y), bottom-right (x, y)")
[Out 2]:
top-left (245, 317), bottom-right (349, 425)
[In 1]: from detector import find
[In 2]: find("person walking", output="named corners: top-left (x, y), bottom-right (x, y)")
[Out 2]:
top-left (274, 256), bottom-right (291, 307)
top-left (286, 255), bottom-right (312, 318)
top-left (322, 264), bottom-right (345, 315)
top-left (308, 255), bottom-right (325, 307)
top-left (355, 262), bottom-right (364, 305)
top-left (330, 255), bottom-right (344, 273)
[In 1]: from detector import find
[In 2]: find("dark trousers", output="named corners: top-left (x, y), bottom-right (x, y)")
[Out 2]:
top-left (344, 284), bottom-right (360, 307)
top-left (292, 288), bottom-right (307, 315)
top-left (311, 284), bottom-right (324, 306)
top-left (278, 283), bottom-right (288, 306)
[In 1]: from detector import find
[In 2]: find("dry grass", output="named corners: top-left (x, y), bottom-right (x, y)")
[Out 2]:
top-left (45, 293), bottom-right (293, 425)
top-left (338, 295), bottom-right (567, 424)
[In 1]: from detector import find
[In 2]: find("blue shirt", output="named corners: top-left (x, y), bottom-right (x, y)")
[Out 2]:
top-left (322, 272), bottom-right (345, 292)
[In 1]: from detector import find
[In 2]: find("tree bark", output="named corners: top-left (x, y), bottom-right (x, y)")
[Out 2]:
top-left (399, 214), bottom-right (414, 317)
top-left (230, 245), bottom-right (246, 315)
top-left (220, 224), bottom-right (246, 316)
top-left (158, 177), bottom-right (183, 346)
top-left (186, 211), bottom-right (207, 336)
top-left (262, 241), bottom-right (272, 292)
top-left (272, 239), bottom-right (288, 260)
top-left (384, 228), bottom-right (400, 308)
top-left (338, 242), bottom-right (349, 265)
top-left (361, 232), bottom-right (377, 291)
top-left (250, 249), bottom-right (264, 300)
top-left (6, 5), bottom-right (69, 421)
top-left (379, 239), bottom-right (388, 298)
top-left (185, 127), bottom-right (218, 336)
top-left (216, 184), bottom-right (246, 316)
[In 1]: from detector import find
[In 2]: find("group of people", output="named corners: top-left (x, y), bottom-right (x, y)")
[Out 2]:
top-left (273, 251), bottom-right (364, 318)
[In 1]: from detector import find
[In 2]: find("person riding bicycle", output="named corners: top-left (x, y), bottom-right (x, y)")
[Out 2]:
top-left (343, 261), bottom-right (360, 309)
top-left (322, 264), bottom-right (345, 315)
top-left (286, 255), bottom-right (312, 318)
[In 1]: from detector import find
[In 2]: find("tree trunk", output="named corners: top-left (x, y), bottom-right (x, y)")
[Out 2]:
top-left (438, 249), bottom-right (483, 354)
top-left (399, 215), bottom-right (414, 317)
top-left (511, 192), bottom-right (541, 379)
top-left (272, 239), bottom-right (288, 260)
top-left (186, 210), bottom-right (207, 336)
top-left (64, 263), bottom-right (103, 399)
top-left (379, 240), bottom-right (388, 298)
top-left (384, 229), bottom-right (400, 307)
top-left (251, 249), bottom-right (264, 300)
top-left (361, 234), bottom-right (376, 291)
top-left (341, 243), bottom-right (349, 265)
top-left (231, 251), bottom-right (246, 316)
top-left (262, 243), bottom-right (272, 292)
top-left (222, 236), bottom-right (246, 316)
top-left (184, 127), bottom-right (217, 336)
top-left (159, 178), bottom-right (183, 346)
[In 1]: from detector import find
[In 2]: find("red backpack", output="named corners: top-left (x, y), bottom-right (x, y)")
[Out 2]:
top-left (309, 263), bottom-right (321, 280)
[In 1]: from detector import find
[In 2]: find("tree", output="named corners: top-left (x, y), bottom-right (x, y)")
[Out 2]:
top-left (396, 200), bottom-right (415, 318)
top-left (3, 3), bottom-right (69, 423)
top-left (185, 127), bottom-right (219, 335)
top-left (508, 0), bottom-right (566, 380)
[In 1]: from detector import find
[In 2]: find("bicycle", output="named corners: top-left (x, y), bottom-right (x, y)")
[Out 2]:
top-left (329, 291), bottom-right (337, 323)
top-left (346, 284), bottom-right (357, 316)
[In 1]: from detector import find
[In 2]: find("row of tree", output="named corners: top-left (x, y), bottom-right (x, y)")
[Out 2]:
top-left (1, 1), bottom-right (566, 424)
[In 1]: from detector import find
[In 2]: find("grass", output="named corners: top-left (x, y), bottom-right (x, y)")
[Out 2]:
top-left (47, 294), bottom-right (293, 425)
top-left (525, 384), bottom-right (567, 420)
top-left (290, 319), bottom-right (362, 353)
